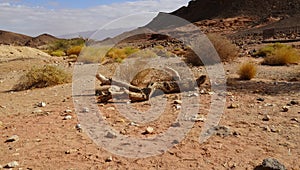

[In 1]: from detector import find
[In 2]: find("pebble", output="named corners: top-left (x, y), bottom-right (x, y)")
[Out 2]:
top-left (107, 107), bottom-right (115, 111)
top-left (262, 115), bottom-right (271, 121)
top-left (175, 105), bottom-right (181, 110)
top-left (228, 103), bottom-right (239, 109)
top-left (291, 118), bottom-right (299, 122)
top-left (282, 106), bottom-right (289, 112)
top-left (257, 98), bottom-right (265, 102)
top-left (290, 100), bottom-right (299, 105)
top-left (4, 161), bottom-right (19, 168)
top-left (0, 105), bottom-right (6, 109)
top-left (37, 102), bottom-right (46, 107)
top-left (32, 109), bottom-right (43, 114)
top-left (63, 115), bottom-right (72, 120)
top-left (75, 124), bottom-right (82, 131)
top-left (191, 115), bottom-right (206, 122)
top-left (174, 100), bottom-right (182, 104)
top-left (145, 127), bottom-right (154, 134)
top-left (82, 107), bottom-right (89, 113)
top-left (263, 126), bottom-right (271, 132)
top-left (65, 149), bottom-right (78, 154)
top-left (0, 121), bottom-right (3, 127)
top-left (129, 122), bottom-right (139, 126)
top-left (105, 132), bottom-right (117, 139)
top-left (64, 109), bottom-right (72, 113)
top-left (105, 156), bottom-right (113, 162)
top-left (5, 135), bottom-right (19, 143)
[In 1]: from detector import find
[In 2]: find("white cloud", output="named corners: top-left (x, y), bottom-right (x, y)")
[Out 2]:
top-left (0, 0), bottom-right (189, 36)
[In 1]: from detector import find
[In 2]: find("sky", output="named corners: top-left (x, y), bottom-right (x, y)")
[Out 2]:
top-left (0, 0), bottom-right (190, 36)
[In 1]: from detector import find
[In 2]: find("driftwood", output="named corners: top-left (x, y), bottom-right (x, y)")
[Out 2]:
top-left (96, 73), bottom-right (206, 103)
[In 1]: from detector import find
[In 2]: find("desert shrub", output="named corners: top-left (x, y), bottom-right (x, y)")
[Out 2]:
top-left (106, 47), bottom-right (139, 62)
top-left (46, 38), bottom-right (85, 56)
top-left (13, 65), bottom-right (71, 91)
top-left (185, 34), bottom-right (239, 66)
top-left (254, 43), bottom-right (287, 57)
top-left (261, 44), bottom-right (300, 66)
top-left (50, 50), bottom-right (66, 57)
top-left (67, 45), bottom-right (83, 56)
top-left (207, 33), bottom-right (239, 62)
top-left (238, 62), bottom-right (257, 80)
top-left (78, 46), bottom-right (110, 63)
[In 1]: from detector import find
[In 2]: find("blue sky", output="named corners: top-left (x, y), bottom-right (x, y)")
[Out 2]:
top-left (0, 0), bottom-right (190, 36)
top-left (10, 0), bottom-right (140, 9)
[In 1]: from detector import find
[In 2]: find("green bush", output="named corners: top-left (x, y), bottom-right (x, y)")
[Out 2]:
top-left (67, 45), bottom-right (83, 56)
top-left (13, 65), bottom-right (71, 91)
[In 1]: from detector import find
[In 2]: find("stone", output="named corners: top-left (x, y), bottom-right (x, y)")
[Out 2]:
top-left (105, 132), bottom-right (117, 139)
top-left (75, 124), bottom-right (82, 131)
top-left (105, 156), bottom-right (113, 162)
top-left (107, 107), bottom-right (115, 111)
top-left (262, 115), bottom-right (271, 121)
top-left (145, 127), bottom-right (154, 134)
top-left (290, 100), bottom-right (299, 105)
top-left (257, 98), bottom-right (265, 102)
top-left (64, 109), bottom-right (72, 113)
top-left (260, 158), bottom-right (286, 170)
top-left (63, 115), bottom-right (72, 120)
top-left (4, 161), bottom-right (19, 168)
top-left (174, 100), bottom-right (182, 104)
top-left (191, 115), bottom-right (206, 122)
top-left (228, 103), bottom-right (239, 109)
top-left (32, 109), bottom-right (43, 114)
top-left (0, 121), bottom-right (3, 127)
top-left (282, 106), bottom-right (289, 112)
top-left (175, 105), bottom-right (181, 110)
top-left (129, 122), bottom-right (139, 126)
top-left (65, 149), bottom-right (78, 154)
top-left (82, 107), bottom-right (89, 113)
top-left (291, 118), bottom-right (299, 122)
top-left (263, 126), bottom-right (271, 132)
top-left (5, 135), bottom-right (19, 143)
top-left (37, 102), bottom-right (46, 107)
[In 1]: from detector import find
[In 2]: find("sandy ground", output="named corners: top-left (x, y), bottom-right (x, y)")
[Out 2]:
top-left (0, 45), bottom-right (299, 170)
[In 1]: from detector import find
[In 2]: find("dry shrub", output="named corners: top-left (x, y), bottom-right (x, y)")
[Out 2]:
top-left (107, 47), bottom-right (139, 62)
top-left (238, 62), bottom-right (257, 80)
top-left (67, 45), bottom-right (83, 56)
top-left (13, 65), bottom-right (71, 91)
top-left (262, 44), bottom-right (300, 66)
top-left (207, 33), bottom-right (239, 62)
top-left (185, 33), bottom-right (238, 66)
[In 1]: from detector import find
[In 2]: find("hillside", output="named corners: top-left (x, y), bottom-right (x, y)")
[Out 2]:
top-left (0, 30), bottom-right (59, 48)
top-left (171, 0), bottom-right (300, 23)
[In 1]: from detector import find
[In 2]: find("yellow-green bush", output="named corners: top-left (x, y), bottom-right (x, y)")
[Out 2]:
top-left (50, 50), bottom-right (66, 57)
top-left (261, 44), bottom-right (300, 66)
top-left (67, 45), bottom-right (83, 56)
top-left (238, 62), bottom-right (257, 80)
top-left (13, 65), bottom-right (71, 91)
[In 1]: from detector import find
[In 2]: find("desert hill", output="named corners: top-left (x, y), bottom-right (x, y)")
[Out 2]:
top-left (0, 30), bottom-right (59, 48)
top-left (171, 0), bottom-right (300, 23)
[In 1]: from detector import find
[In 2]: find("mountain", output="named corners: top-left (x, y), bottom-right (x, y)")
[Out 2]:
top-left (171, 0), bottom-right (300, 23)
top-left (0, 30), bottom-right (59, 47)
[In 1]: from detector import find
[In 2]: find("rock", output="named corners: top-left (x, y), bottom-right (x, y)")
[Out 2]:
top-left (63, 115), bottom-right (72, 120)
top-left (228, 103), bottom-right (239, 109)
top-left (174, 100), bottom-right (182, 104)
top-left (191, 115), bottom-right (206, 122)
top-left (107, 107), bottom-right (115, 111)
top-left (171, 122), bottom-right (181, 127)
top-left (0, 121), bottom-right (3, 127)
top-left (82, 107), bottom-right (89, 113)
top-left (75, 124), bottom-right (82, 131)
top-left (291, 118), bottom-right (299, 122)
top-left (129, 122), bottom-right (139, 126)
top-left (32, 109), bottom-right (43, 114)
top-left (37, 102), bottom-right (46, 107)
top-left (258, 158), bottom-right (286, 170)
top-left (270, 126), bottom-right (280, 133)
top-left (64, 109), bottom-right (72, 113)
top-left (282, 106), bottom-right (289, 112)
top-left (5, 135), bottom-right (19, 143)
top-left (263, 126), bottom-right (271, 132)
top-left (262, 115), bottom-right (271, 121)
top-left (175, 105), bottom-right (181, 110)
top-left (145, 127), bottom-right (154, 134)
top-left (207, 125), bottom-right (231, 137)
top-left (105, 132), bottom-right (117, 139)
top-left (257, 98), bottom-right (265, 102)
top-left (4, 161), bottom-right (19, 168)
top-left (65, 149), bottom-right (78, 154)
top-left (105, 156), bottom-right (113, 162)
top-left (0, 105), bottom-right (6, 109)
top-left (290, 100), bottom-right (299, 105)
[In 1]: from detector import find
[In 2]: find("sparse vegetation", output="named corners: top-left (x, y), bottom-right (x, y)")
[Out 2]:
top-left (185, 33), bottom-right (239, 66)
top-left (46, 38), bottom-right (85, 57)
top-left (50, 50), bottom-right (66, 57)
top-left (13, 65), bottom-right (71, 91)
top-left (261, 43), bottom-right (300, 66)
top-left (238, 62), bottom-right (257, 80)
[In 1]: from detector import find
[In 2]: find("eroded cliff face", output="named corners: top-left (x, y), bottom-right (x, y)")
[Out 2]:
top-left (171, 0), bottom-right (300, 22)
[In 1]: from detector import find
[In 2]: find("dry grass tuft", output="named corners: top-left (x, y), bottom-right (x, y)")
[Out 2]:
top-left (238, 62), bottom-right (257, 80)
top-left (13, 65), bottom-right (71, 91)
top-left (261, 44), bottom-right (300, 66)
